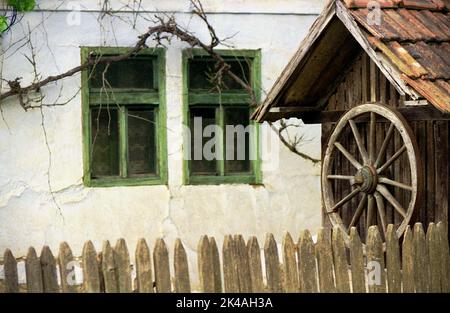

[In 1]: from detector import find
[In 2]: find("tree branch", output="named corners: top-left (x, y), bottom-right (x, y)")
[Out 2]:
top-left (269, 121), bottom-right (321, 165)
top-left (1, 0), bottom-right (257, 108)
top-left (1, 0), bottom-right (318, 165)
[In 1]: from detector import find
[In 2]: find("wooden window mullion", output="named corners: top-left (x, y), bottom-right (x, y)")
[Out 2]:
top-left (153, 58), bottom-right (159, 90)
top-left (217, 106), bottom-right (225, 176)
top-left (119, 106), bottom-right (128, 178)
top-left (154, 107), bottom-right (161, 177)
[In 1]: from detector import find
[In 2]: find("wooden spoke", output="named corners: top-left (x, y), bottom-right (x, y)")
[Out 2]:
top-left (349, 119), bottom-right (369, 165)
top-left (376, 185), bottom-right (407, 218)
top-left (379, 177), bottom-right (413, 191)
top-left (330, 188), bottom-right (360, 213)
top-left (374, 123), bottom-right (395, 168)
top-left (366, 194), bottom-right (375, 227)
top-left (369, 112), bottom-right (376, 164)
top-left (374, 191), bottom-right (387, 236)
top-left (349, 193), bottom-right (367, 228)
top-left (327, 175), bottom-right (354, 181)
top-left (334, 142), bottom-right (362, 169)
top-left (377, 145), bottom-right (406, 174)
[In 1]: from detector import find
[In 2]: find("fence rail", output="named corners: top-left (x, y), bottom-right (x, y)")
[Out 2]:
top-left (0, 222), bottom-right (449, 293)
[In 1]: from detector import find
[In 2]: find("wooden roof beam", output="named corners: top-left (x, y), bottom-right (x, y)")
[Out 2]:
top-left (266, 105), bottom-right (449, 123)
top-left (252, 0), bottom-right (337, 122)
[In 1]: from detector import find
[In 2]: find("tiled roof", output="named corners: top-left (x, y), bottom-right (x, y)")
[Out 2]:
top-left (252, 0), bottom-right (450, 122)
top-left (344, 0), bottom-right (449, 10)
top-left (345, 0), bottom-right (450, 112)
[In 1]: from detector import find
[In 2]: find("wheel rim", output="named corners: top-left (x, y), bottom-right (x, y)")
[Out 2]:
top-left (322, 103), bottom-right (422, 243)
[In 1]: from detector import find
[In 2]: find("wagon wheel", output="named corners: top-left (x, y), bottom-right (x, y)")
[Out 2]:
top-left (322, 103), bottom-right (422, 242)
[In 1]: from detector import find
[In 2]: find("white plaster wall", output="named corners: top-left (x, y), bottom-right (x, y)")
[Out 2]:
top-left (0, 0), bottom-right (325, 288)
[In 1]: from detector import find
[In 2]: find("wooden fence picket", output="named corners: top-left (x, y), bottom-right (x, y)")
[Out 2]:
top-left (332, 227), bottom-right (350, 292)
top-left (135, 238), bottom-right (153, 293)
top-left (114, 239), bottom-right (132, 293)
top-left (3, 249), bottom-right (19, 293)
top-left (97, 252), bottom-right (105, 292)
top-left (436, 222), bottom-right (450, 292)
top-left (222, 235), bottom-right (239, 292)
top-left (247, 236), bottom-right (264, 292)
top-left (402, 226), bottom-right (415, 292)
top-left (82, 241), bottom-right (100, 293)
top-left (282, 232), bottom-right (299, 292)
top-left (297, 230), bottom-right (318, 293)
top-left (264, 233), bottom-right (282, 292)
top-left (235, 234), bottom-right (252, 293)
top-left (315, 228), bottom-right (335, 293)
top-left (102, 240), bottom-right (118, 293)
top-left (209, 237), bottom-right (222, 293)
top-left (198, 235), bottom-right (214, 292)
top-left (413, 223), bottom-right (430, 293)
top-left (279, 263), bottom-right (285, 292)
top-left (385, 225), bottom-right (401, 293)
top-left (426, 223), bottom-right (441, 292)
top-left (25, 247), bottom-right (43, 293)
top-left (366, 226), bottom-right (386, 293)
top-left (58, 242), bottom-right (77, 293)
top-left (174, 239), bottom-right (190, 293)
top-left (348, 227), bottom-right (365, 293)
top-left (40, 246), bottom-right (59, 293)
top-left (153, 238), bottom-right (171, 293)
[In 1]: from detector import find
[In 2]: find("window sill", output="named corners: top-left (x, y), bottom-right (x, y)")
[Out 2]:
top-left (85, 176), bottom-right (167, 187)
top-left (186, 175), bottom-right (262, 186)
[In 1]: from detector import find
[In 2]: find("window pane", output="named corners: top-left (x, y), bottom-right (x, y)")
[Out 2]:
top-left (90, 108), bottom-right (120, 177)
top-left (89, 56), bottom-right (154, 89)
top-left (127, 108), bottom-right (156, 176)
top-left (189, 108), bottom-right (218, 175)
top-left (188, 58), bottom-right (251, 91)
top-left (225, 107), bottom-right (251, 174)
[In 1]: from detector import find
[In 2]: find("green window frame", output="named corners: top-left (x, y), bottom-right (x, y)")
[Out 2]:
top-left (81, 47), bottom-right (168, 187)
top-left (182, 49), bottom-right (262, 185)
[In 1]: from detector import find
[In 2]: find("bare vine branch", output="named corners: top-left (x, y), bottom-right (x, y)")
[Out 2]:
top-left (269, 120), bottom-right (321, 165)
top-left (1, 0), bottom-right (318, 164)
top-left (0, 0), bottom-right (256, 108)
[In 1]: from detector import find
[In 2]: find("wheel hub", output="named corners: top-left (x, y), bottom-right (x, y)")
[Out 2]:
top-left (354, 166), bottom-right (378, 194)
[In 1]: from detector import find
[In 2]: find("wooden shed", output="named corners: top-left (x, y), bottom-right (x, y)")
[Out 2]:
top-left (253, 0), bottom-right (450, 241)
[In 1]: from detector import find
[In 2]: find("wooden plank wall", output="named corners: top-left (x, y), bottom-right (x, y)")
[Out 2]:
top-left (322, 52), bottom-right (449, 238)
top-left (1, 223), bottom-right (449, 293)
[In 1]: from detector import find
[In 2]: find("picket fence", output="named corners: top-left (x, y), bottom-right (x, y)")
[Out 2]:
top-left (0, 222), bottom-right (449, 293)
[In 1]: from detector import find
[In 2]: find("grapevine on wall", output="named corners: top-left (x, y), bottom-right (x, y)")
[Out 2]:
top-left (0, 0), bottom-right (319, 166)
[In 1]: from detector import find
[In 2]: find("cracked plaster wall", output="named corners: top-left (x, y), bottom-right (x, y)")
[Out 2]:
top-left (0, 0), bottom-right (325, 288)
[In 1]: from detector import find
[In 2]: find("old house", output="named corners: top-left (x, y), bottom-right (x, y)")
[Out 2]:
top-left (0, 0), bottom-right (326, 271)
top-left (0, 0), bottom-right (449, 293)
top-left (254, 0), bottom-right (450, 240)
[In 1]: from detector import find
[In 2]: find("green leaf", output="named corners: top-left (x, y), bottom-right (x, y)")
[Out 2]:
top-left (7, 0), bottom-right (36, 12)
top-left (0, 16), bottom-right (8, 34)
